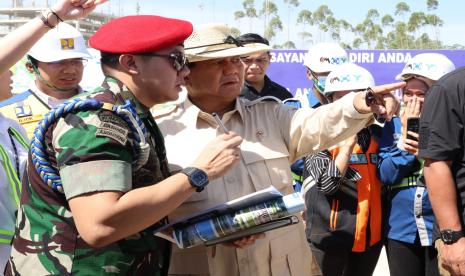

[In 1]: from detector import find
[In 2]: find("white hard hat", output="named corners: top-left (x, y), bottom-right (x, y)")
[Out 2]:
top-left (303, 42), bottom-right (348, 73)
top-left (396, 53), bottom-right (455, 82)
top-left (324, 63), bottom-right (375, 96)
top-left (28, 22), bottom-right (91, 62)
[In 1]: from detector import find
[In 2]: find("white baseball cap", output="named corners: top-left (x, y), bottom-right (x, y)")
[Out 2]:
top-left (28, 22), bottom-right (91, 62)
top-left (395, 53), bottom-right (455, 82)
top-left (324, 63), bottom-right (375, 96)
top-left (303, 42), bottom-right (348, 73)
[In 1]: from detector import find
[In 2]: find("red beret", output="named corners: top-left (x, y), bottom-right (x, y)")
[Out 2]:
top-left (89, 15), bottom-right (193, 54)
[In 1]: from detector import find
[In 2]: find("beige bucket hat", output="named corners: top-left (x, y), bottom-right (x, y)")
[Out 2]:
top-left (185, 24), bottom-right (271, 63)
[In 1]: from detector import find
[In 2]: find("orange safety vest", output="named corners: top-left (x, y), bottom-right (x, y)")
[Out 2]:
top-left (329, 138), bottom-right (382, 252)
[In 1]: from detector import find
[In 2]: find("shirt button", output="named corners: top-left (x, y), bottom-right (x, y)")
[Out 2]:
top-left (416, 214), bottom-right (421, 218)
top-left (416, 194), bottom-right (421, 198)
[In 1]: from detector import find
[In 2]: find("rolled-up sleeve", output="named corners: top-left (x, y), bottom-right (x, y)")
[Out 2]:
top-left (60, 160), bottom-right (132, 199)
top-left (278, 92), bottom-right (374, 162)
top-left (52, 110), bottom-right (134, 200)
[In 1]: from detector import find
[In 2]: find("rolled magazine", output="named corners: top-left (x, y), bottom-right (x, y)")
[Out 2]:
top-left (173, 192), bottom-right (304, 248)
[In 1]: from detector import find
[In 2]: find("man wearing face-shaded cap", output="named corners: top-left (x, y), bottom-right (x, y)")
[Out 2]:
top-left (156, 23), bottom-right (405, 276)
top-left (5, 16), bottom-right (242, 276)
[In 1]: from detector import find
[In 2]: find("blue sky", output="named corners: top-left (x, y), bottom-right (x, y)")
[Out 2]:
top-left (12, 1), bottom-right (465, 48)
top-left (102, 0), bottom-right (463, 49)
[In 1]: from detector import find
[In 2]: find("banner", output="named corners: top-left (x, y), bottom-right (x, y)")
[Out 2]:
top-left (267, 49), bottom-right (465, 103)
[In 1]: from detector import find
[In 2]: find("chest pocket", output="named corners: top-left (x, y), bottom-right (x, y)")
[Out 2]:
top-left (241, 139), bottom-right (292, 193)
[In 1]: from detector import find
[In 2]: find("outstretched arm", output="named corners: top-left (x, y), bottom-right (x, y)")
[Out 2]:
top-left (0, 0), bottom-right (107, 73)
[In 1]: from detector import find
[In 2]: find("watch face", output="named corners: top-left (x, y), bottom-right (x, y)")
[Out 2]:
top-left (442, 231), bottom-right (453, 243)
top-left (192, 170), bottom-right (208, 186)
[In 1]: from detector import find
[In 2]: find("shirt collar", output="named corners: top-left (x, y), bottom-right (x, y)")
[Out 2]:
top-left (101, 76), bottom-right (149, 117)
top-left (181, 96), bottom-right (244, 129)
top-left (29, 82), bottom-right (83, 108)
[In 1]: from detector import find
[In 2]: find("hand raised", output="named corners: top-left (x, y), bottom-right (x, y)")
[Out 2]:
top-left (354, 82), bottom-right (405, 122)
top-left (52, 0), bottom-right (108, 21)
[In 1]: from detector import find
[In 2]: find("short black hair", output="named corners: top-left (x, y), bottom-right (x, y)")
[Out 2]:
top-left (236, 33), bottom-right (269, 46)
top-left (100, 52), bottom-right (122, 68)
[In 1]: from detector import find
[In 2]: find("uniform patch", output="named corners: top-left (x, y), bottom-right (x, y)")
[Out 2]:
top-left (96, 121), bottom-right (129, 145)
top-left (98, 113), bottom-right (127, 128)
top-left (60, 38), bottom-right (75, 50)
top-left (349, 153), bottom-right (368, 164)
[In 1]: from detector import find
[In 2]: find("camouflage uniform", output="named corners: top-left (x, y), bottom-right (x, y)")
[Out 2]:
top-left (5, 77), bottom-right (171, 276)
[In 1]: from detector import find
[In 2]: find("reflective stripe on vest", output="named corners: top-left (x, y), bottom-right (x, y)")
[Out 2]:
top-left (0, 229), bottom-right (14, 245)
top-left (0, 127), bottom-right (28, 207)
top-left (390, 159), bottom-right (424, 190)
top-left (291, 171), bottom-right (303, 182)
top-left (329, 138), bottom-right (382, 252)
top-left (8, 127), bottom-right (29, 149)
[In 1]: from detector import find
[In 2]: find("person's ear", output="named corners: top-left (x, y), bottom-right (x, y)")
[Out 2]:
top-left (25, 62), bottom-right (36, 74)
top-left (119, 54), bottom-right (139, 75)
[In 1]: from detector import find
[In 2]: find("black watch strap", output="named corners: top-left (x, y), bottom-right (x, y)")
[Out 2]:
top-left (440, 229), bottom-right (464, 245)
top-left (181, 167), bottom-right (209, 192)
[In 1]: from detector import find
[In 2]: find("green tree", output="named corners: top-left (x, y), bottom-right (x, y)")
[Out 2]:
top-left (230, 27), bottom-right (241, 38)
top-left (296, 9), bottom-right (313, 47)
top-left (312, 5), bottom-right (333, 42)
top-left (264, 16), bottom-right (283, 41)
top-left (298, 31), bottom-right (313, 47)
top-left (427, 0), bottom-right (439, 10)
top-left (234, 11), bottom-right (245, 30)
top-left (242, 0), bottom-right (258, 31)
top-left (381, 14), bottom-right (394, 27)
top-left (283, 0), bottom-right (299, 42)
top-left (282, 40), bottom-right (297, 49)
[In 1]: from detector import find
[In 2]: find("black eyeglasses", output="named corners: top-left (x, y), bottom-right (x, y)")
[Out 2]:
top-left (140, 51), bottom-right (187, 71)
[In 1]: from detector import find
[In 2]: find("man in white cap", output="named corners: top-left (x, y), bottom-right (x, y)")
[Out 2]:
top-left (0, 22), bottom-right (91, 138)
top-left (156, 24), bottom-right (404, 276)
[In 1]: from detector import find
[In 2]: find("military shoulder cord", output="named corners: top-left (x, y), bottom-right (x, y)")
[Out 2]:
top-left (30, 98), bottom-right (150, 193)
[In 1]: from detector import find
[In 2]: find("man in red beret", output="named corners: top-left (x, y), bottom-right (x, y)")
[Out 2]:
top-left (6, 15), bottom-right (242, 275)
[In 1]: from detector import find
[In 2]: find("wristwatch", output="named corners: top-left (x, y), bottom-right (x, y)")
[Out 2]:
top-left (364, 87), bottom-right (378, 107)
top-left (181, 167), bottom-right (209, 192)
top-left (440, 229), bottom-right (464, 245)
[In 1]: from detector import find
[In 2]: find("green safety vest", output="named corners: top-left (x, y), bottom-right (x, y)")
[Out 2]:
top-left (0, 127), bottom-right (28, 245)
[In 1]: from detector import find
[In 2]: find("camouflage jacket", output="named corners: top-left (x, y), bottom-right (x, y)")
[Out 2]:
top-left (5, 77), bottom-right (171, 276)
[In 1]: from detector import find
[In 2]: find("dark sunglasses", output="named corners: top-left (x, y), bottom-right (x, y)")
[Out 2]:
top-left (140, 51), bottom-right (187, 71)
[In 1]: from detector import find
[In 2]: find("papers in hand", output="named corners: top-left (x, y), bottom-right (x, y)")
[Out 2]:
top-left (155, 186), bottom-right (305, 248)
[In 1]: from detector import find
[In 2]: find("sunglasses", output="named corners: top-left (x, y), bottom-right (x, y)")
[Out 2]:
top-left (140, 51), bottom-right (187, 71)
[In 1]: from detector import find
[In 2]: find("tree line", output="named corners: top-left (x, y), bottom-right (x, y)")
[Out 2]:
top-left (233, 0), bottom-right (464, 49)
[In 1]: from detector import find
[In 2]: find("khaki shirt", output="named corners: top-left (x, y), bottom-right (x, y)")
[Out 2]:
top-left (156, 93), bottom-right (373, 276)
